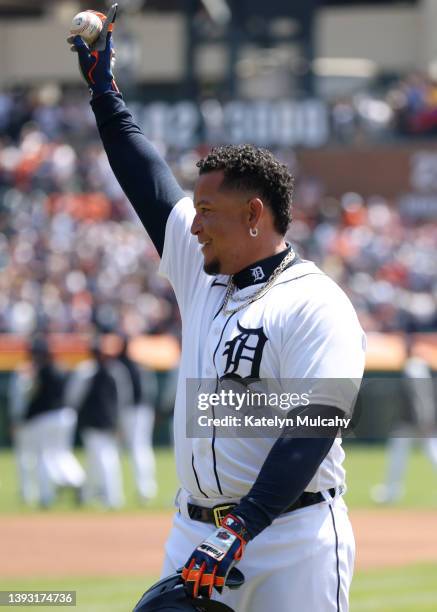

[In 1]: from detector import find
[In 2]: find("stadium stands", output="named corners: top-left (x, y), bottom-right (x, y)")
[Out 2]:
top-left (0, 86), bottom-right (435, 337)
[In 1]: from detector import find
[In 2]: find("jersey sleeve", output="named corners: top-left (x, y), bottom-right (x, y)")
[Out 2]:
top-left (109, 361), bottom-right (134, 410)
top-left (403, 358), bottom-right (435, 428)
top-left (280, 278), bottom-right (366, 416)
top-left (91, 93), bottom-right (208, 312)
top-left (64, 363), bottom-right (94, 411)
top-left (90, 92), bottom-right (185, 255)
top-left (159, 196), bottom-right (206, 314)
top-left (8, 371), bottom-right (29, 423)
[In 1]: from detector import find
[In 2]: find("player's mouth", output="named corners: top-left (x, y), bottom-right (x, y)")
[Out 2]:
top-left (201, 240), bottom-right (212, 253)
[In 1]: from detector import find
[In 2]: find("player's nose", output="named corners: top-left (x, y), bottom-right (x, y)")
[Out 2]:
top-left (190, 212), bottom-right (202, 236)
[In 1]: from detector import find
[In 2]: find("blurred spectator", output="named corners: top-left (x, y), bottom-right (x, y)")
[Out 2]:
top-left (115, 334), bottom-right (159, 502)
top-left (371, 335), bottom-right (437, 504)
top-left (65, 336), bottom-right (130, 509)
top-left (8, 334), bottom-right (84, 507)
top-left (390, 73), bottom-right (437, 136)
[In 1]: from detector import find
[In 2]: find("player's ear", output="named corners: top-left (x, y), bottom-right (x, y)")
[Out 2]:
top-left (247, 197), bottom-right (263, 226)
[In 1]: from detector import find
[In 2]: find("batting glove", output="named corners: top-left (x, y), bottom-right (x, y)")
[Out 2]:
top-left (68, 4), bottom-right (119, 99)
top-left (181, 514), bottom-right (251, 599)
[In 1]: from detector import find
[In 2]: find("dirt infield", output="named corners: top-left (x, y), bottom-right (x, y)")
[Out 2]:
top-left (1, 510), bottom-right (436, 577)
top-left (352, 510), bottom-right (437, 570)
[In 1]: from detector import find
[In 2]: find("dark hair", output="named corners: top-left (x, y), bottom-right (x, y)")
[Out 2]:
top-left (196, 144), bottom-right (294, 235)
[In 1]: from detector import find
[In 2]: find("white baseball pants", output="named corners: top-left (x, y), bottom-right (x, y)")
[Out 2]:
top-left (13, 409), bottom-right (85, 506)
top-left (119, 405), bottom-right (157, 500)
top-left (82, 428), bottom-right (124, 508)
top-left (162, 495), bottom-right (354, 612)
top-left (381, 436), bottom-right (437, 501)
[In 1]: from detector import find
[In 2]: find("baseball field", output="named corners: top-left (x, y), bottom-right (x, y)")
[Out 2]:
top-left (1, 444), bottom-right (437, 611)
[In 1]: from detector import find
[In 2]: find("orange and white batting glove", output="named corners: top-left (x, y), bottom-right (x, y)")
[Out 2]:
top-left (181, 514), bottom-right (251, 599)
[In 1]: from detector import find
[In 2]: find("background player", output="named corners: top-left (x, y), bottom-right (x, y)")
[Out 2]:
top-left (115, 334), bottom-right (158, 503)
top-left (8, 334), bottom-right (84, 507)
top-left (372, 333), bottom-right (437, 504)
top-left (65, 334), bottom-right (130, 509)
top-left (69, 9), bottom-right (366, 610)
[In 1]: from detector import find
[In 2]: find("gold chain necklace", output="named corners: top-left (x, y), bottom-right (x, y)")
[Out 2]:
top-left (221, 249), bottom-right (296, 316)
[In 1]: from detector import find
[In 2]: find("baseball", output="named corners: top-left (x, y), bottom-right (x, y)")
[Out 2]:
top-left (70, 11), bottom-right (103, 45)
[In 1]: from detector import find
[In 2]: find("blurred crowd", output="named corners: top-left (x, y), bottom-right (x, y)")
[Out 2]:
top-left (0, 86), bottom-right (436, 336)
top-left (390, 72), bottom-right (437, 137)
top-left (0, 88), bottom-right (179, 337)
top-left (331, 72), bottom-right (437, 142)
top-left (289, 181), bottom-right (437, 333)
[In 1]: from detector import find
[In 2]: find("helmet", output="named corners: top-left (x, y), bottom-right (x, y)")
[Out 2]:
top-left (132, 573), bottom-right (235, 612)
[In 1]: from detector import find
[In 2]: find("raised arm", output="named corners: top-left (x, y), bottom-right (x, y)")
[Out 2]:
top-left (68, 5), bottom-right (185, 255)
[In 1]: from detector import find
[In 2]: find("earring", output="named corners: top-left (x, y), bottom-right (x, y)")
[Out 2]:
top-left (249, 227), bottom-right (258, 238)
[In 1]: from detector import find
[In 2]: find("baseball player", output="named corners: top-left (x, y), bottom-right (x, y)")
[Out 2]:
top-left (69, 8), bottom-right (366, 610)
top-left (8, 335), bottom-right (84, 507)
top-left (372, 334), bottom-right (437, 504)
top-left (65, 335), bottom-right (130, 508)
top-left (115, 334), bottom-right (158, 502)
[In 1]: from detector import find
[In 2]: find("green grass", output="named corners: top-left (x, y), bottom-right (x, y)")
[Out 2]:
top-left (351, 563), bottom-right (437, 611)
top-left (0, 575), bottom-right (155, 612)
top-left (343, 442), bottom-right (437, 508)
top-left (0, 564), bottom-right (436, 611)
top-left (2, 443), bottom-right (437, 513)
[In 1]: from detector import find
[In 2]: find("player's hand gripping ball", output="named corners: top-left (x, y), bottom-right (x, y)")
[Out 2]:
top-left (67, 4), bottom-right (118, 98)
top-left (181, 514), bottom-right (251, 599)
top-left (70, 11), bottom-right (103, 45)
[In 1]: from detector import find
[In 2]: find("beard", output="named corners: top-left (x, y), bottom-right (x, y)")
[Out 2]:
top-left (203, 257), bottom-right (221, 276)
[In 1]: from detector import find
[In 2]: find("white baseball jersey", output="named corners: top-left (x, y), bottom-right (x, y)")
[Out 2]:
top-left (160, 197), bottom-right (366, 504)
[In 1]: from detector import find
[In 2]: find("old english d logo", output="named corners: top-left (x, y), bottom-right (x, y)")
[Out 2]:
top-left (222, 321), bottom-right (268, 380)
top-left (251, 266), bottom-right (265, 282)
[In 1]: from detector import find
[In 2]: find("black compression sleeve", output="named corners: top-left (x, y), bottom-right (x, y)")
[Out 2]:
top-left (233, 404), bottom-right (343, 539)
top-left (90, 92), bottom-right (186, 255)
